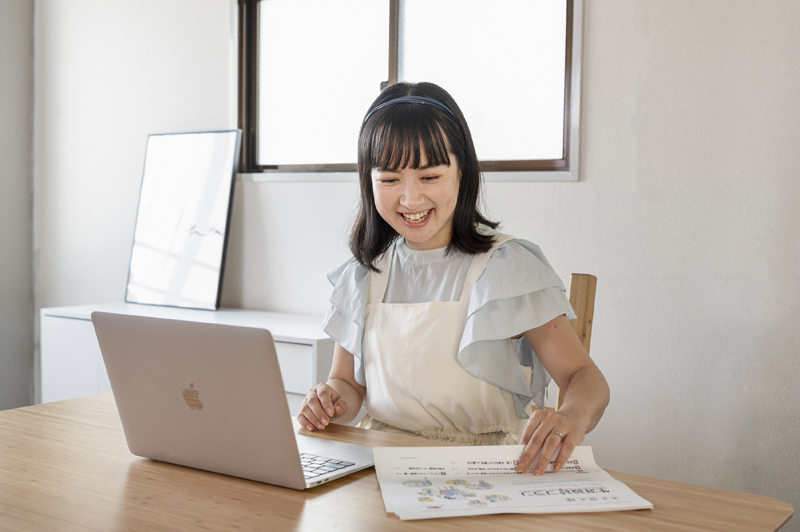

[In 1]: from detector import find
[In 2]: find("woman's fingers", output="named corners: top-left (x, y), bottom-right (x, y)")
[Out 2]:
top-left (519, 410), bottom-right (544, 445)
top-left (517, 409), bottom-right (586, 475)
top-left (532, 430), bottom-right (564, 475)
top-left (297, 394), bottom-right (320, 431)
top-left (315, 385), bottom-right (339, 419)
top-left (306, 388), bottom-right (328, 429)
top-left (298, 384), bottom-right (340, 431)
top-left (517, 410), bottom-right (551, 472)
top-left (297, 412), bottom-right (316, 432)
top-left (332, 398), bottom-right (348, 419)
top-left (552, 436), bottom-right (579, 473)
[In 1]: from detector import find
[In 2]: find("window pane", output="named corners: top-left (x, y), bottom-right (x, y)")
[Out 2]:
top-left (259, 0), bottom-right (388, 166)
top-left (399, 0), bottom-right (567, 161)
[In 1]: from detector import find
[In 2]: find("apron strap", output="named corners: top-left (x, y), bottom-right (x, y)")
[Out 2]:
top-left (368, 243), bottom-right (395, 305)
top-left (457, 232), bottom-right (516, 304)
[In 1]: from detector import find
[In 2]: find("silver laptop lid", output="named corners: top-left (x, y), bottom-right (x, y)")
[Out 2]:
top-left (92, 312), bottom-right (308, 489)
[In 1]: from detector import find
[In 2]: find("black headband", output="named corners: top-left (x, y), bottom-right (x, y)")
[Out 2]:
top-left (363, 95), bottom-right (457, 124)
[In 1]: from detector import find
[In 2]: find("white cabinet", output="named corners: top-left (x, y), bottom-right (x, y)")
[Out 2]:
top-left (40, 316), bottom-right (110, 403)
top-left (39, 303), bottom-right (335, 416)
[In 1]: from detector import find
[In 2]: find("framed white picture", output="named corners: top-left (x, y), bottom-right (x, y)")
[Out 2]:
top-left (125, 130), bottom-right (242, 310)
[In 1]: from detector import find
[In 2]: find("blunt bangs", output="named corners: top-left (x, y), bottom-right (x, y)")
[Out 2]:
top-left (362, 106), bottom-right (455, 172)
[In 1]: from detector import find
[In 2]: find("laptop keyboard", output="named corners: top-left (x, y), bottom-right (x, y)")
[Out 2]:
top-left (300, 453), bottom-right (356, 479)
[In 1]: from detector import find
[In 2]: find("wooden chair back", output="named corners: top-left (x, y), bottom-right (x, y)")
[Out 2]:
top-left (556, 273), bottom-right (597, 410)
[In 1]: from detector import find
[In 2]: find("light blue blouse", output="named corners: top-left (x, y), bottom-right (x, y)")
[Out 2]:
top-left (321, 231), bottom-right (576, 418)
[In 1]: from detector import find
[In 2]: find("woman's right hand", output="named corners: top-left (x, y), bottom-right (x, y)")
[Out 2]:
top-left (297, 383), bottom-right (349, 431)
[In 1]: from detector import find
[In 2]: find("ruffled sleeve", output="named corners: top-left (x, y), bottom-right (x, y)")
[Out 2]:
top-left (321, 257), bottom-right (370, 386)
top-left (457, 239), bottom-right (576, 417)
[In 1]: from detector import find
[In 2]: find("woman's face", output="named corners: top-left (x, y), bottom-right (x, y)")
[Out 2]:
top-left (371, 152), bottom-right (460, 251)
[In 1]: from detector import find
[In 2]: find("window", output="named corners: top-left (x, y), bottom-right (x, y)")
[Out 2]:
top-left (239, 0), bottom-right (582, 180)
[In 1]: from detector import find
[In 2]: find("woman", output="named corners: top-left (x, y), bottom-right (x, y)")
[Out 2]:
top-left (298, 82), bottom-right (609, 476)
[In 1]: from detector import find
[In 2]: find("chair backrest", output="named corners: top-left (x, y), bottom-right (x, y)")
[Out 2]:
top-left (557, 273), bottom-right (597, 410)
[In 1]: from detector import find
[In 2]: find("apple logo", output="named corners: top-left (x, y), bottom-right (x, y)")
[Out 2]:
top-left (182, 383), bottom-right (204, 411)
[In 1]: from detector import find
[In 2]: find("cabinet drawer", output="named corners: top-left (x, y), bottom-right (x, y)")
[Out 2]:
top-left (274, 342), bottom-right (313, 394)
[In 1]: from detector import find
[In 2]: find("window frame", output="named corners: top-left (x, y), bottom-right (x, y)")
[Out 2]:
top-left (238, 0), bottom-right (582, 181)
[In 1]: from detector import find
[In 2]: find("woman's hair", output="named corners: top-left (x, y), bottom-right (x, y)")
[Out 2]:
top-left (350, 81), bottom-right (498, 271)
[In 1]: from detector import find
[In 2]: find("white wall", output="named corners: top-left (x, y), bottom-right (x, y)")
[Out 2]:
top-left (34, 0), bottom-right (237, 311)
top-left (34, 0), bottom-right (800, 527)
top-left (0, 0), bottom-right (34, 410)
top-left (496, 2), bottom-right (800, 519)
top-left (33, 0), bottom-right (238, 398)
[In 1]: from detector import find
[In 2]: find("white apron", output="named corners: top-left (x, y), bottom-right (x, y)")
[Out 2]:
top-left (359, 234), bottom-right (527, 445)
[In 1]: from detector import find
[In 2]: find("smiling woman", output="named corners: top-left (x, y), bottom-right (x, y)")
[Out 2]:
top-left (352, 83), bottom-right (499, 267)
top-left (371, 157), bottom-right (460, 251)
top-left (296, 81), bottom-right (609, 478)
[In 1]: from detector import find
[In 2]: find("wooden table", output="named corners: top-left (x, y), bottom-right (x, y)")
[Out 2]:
top-left (0, 395), bottom-right (793, 531)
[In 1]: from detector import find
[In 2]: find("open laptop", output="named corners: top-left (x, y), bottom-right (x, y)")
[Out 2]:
top-left (91, 312), bottom-right (374, 490)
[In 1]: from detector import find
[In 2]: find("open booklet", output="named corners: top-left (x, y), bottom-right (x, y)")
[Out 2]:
top-left (374, 445), bottom-right (652, 520)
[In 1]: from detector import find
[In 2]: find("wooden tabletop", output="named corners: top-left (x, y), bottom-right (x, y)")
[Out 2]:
top-left (0, 394), bottom-right (793, 531)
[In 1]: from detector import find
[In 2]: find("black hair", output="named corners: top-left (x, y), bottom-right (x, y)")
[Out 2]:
top-left (350, 82), bottom-right (498, 271)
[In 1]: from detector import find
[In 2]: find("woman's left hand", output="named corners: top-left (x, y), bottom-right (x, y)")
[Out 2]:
top-left (516, 407), bottom-right (588, 475)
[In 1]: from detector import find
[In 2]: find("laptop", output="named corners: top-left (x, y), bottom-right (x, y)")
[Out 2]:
top-left (91, 311), bottom-right (374, 490)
